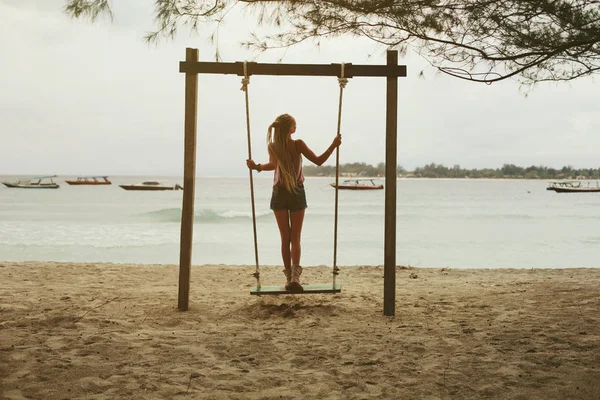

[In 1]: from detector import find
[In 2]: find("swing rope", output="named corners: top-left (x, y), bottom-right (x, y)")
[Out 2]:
top-left (241, 61), bottom-right (261, 289)
top-left (333, 64), bottom-right (348, 288)
top-left (243, 62), bottom-right (348, 292)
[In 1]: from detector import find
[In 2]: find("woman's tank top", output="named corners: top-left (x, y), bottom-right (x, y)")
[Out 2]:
top-left (273, 140), bottom-right (305, 187)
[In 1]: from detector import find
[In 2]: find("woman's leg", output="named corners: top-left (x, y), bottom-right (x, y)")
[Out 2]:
top-left (273, 210), bottom-right (292, 270)
top-left (287, 209), bottom-right (305, 291)
top-left (289, 210), bottom-right (305, 267)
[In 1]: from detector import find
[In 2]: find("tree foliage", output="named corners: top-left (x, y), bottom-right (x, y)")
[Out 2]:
top-left (304, 162), bottom-right (600, 179)
top-left (64, 1), bottom-right (600, 84)
top-left (303, 162), bottom-right (388, 177)
top-left (416, 162), bottom-right (600, 179)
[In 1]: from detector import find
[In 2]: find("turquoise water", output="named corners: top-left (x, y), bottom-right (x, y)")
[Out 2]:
top-left (1, 176), bottom-right (598, 268)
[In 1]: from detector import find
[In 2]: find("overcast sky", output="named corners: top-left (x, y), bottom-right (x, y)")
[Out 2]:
top-left (1, 0), bottom-right (598, 177)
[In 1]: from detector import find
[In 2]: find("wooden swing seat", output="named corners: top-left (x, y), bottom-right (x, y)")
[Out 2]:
top-left (250, 283), bottom-right (342, 296)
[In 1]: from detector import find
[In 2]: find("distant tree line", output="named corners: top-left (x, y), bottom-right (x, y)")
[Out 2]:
top-left (304, 163), bottom-right (600, 179)
top-left (304, 162), bottom-right (387, 177)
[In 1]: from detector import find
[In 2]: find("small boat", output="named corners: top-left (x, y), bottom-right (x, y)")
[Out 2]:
top-left (547, 180), bottom-right (600, 193)
top-left (119, 181), bottom-right (183, 191)
top-left (1, 175), bottom-right (60, 189)
top-left (65, 176), bottom-right (112, 185)
top-left (330, 178), bottom-right (384, 190)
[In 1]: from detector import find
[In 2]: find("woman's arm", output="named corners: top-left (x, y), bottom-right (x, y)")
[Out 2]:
top-left (246, 145), bottom-right (277, 172)
top-left (296, 135), bottom-right (342, 166)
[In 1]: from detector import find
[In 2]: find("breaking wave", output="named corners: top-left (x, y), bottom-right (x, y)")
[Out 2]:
top-left (137, 208), bottom-right (272, 223)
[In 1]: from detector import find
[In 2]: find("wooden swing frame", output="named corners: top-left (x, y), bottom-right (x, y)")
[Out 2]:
top-left (177, 47), bottom-right (406, 316)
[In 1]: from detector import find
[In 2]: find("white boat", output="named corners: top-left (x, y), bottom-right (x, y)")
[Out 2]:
top-left (330, 178), bottom-right (384, 190)
top-left (547, 180), bottom-right (600, 193)
top-left (119, 181), bottom-right (183, 191)
top-left (2, 175), bottom-right (60, 189)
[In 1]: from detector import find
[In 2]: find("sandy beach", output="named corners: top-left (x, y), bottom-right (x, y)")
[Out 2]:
top-left (1, 262), bottom-right (599, 399)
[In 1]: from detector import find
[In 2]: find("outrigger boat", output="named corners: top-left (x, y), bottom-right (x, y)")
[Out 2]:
top-left (65, 176), bottom-right (112, 185)
top-left (330, 178), bottom-right (384, 190)
top-left (1, 175), bottom-right (60, 189)
top-left (119, 181), bottom-right (183, 191)
top-left (547, 180), bottom-right (600, 193)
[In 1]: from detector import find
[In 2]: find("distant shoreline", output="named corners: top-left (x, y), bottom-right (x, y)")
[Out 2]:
top-left (303, 163), bottom-right (600, 180)
top-left (1, 174), bottom-right (596, 181)
top-left (304, 176), bottom-right (594, 181)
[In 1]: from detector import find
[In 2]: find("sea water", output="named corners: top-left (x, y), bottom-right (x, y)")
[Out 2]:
top-left (0, 176), bottom-right (598, 268)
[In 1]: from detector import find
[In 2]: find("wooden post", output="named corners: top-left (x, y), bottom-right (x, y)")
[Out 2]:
top-left (178, 48), bottom-right (199, 311)
top-left (384, 50), bottom-right (398, 317)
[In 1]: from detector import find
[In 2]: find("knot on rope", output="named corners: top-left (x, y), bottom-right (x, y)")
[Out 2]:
top-left (252, 271), bottom-right (260, 279)
top-left (240, 77), bottom-right (250, 92)
top-left (332, 266), bottom-right (340, 275)
top-left (338, 62), bottom-right (349, 89)
top-left (240, 60), bottom-right (250, 91)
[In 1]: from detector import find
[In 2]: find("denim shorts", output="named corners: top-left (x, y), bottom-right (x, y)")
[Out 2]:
top-left (270, 185), bottom-right (308, 212)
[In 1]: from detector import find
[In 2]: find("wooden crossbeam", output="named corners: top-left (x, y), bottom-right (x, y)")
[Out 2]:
top-left (179, 61), bottom-right (407, 78)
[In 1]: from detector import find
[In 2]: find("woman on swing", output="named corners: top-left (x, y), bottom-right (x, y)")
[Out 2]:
top-left (246, 113), bottom-right (342, 292)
